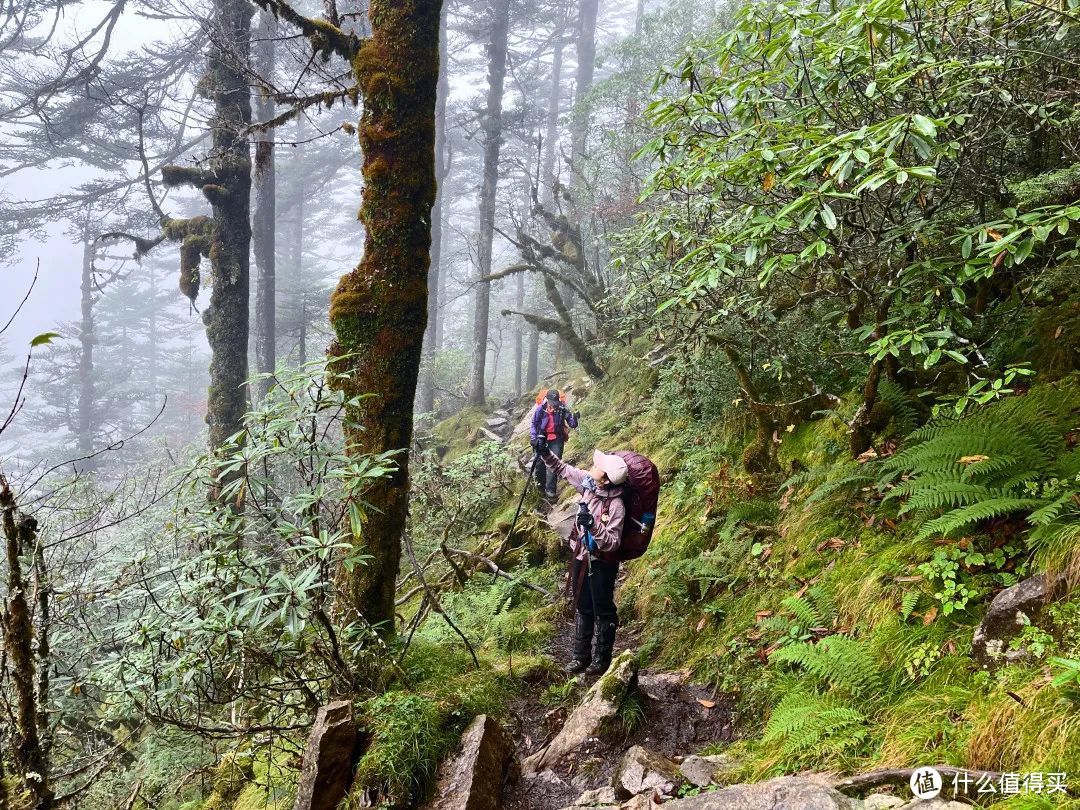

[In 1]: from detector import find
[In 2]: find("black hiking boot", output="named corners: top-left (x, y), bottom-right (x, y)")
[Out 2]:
top-left (563, 613), bottom-right (594, 674)
top-left (584, 619), bottom-right (616, 676)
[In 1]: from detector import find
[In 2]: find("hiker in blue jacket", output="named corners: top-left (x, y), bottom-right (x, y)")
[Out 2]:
top-left (529, 388), bottom-right (579, 499)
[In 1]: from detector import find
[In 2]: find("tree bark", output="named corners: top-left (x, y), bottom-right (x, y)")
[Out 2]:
top-left (1, 479), bottom-right (52, 810)
top-left (292, 115), bottom-right (307, 366)
top-left (468, 0), bottom-right (511, 405)
top-left (161, 0), bottom-right (252, 470)
top-left (722, 345), bottom-right (779, 476)
top-left (417, 2), bottom-right (450, 414)
top-left (571, 0), bottom-right (598, 190)
top-left (203, 0), bottom-right (252, 467)
top-left (542, 34), bottom-right (564, 206)
top-left (328, 0), bottom-right (443, 631)
top-left (513, 272), bottom-right (524, 396)
top-left (253, 9), bottom-right (277, 401)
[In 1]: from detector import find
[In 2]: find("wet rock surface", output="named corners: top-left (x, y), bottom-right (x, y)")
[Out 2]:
top-left (971, 574), bottom-right (1067, 668)
top-left (658, 776), bottom-right (859, 809)
top-left (611, 745), bottom-right (682, 800)
top-left (424, 714), bottom-right (515, 810)
top-left (292, 700), bottom-right (357, 810)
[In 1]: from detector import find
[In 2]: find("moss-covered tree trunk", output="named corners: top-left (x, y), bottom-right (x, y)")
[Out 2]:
top-left (203, 0), bottom-right (252, 457)
top-left (1, 479), bottom-right (52, 810)
top-left (468, 0), bottom-right (511, 406)
top-left (162, 0), bottom-right (252, 471)
top-left (328, 0), bottom-right (443, 631)
top-left (163, 0), bottom-right (251, 468)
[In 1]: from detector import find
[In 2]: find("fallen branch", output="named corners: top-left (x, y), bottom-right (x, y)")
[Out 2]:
top-left (394, 584), bottom-right (423, 607)
top-left (833, 767), bottom-right (1004, 797)
top-left (402, 532), bottom-right (479, 668)
top-left (446, 547), bottom-right (555, 599)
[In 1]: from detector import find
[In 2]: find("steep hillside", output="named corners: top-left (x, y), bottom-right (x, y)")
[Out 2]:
top-left (424, 347), bottom-right (1080, 807)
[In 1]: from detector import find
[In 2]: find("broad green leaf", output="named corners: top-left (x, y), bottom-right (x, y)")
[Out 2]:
top-left (821, 204), bottom-right (838, 230)
top-left (30, 332), bottom-right (61, 347)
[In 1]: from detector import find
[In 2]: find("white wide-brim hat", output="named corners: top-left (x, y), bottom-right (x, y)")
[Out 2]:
top-left (593, 450), bottom-right (629, 485)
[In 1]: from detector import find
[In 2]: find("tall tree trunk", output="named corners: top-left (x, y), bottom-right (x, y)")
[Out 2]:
top-left (542, 34), bottom-right (564, 206)
top-left (162, 0), bottom-right (252, 469)
top-left (513, 273), bottom-right (524, 396)
top-left (293, 116), bottom-right (307, 365)
top-left (417, 2), bottom-right (450, 414)
top-left (571, 0), bottom-right (598, 190)
top-left (468, 0), bottom-right (511, 406)
top-left (1, 480), bottom-right (52, 810)
top-left (328, 0), bottom-right (443, 631)
top-left (148, 260), bottom-right (158, 401)
top-left (203, 0), bottom-right (252, 462)
top-left (77, 238), bottom-right (95, 465)
top-left (253, 9), bottom-right (277, 401)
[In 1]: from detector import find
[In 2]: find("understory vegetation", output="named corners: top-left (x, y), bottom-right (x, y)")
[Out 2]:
top-left (3, 0), bottom-right (1080, 804)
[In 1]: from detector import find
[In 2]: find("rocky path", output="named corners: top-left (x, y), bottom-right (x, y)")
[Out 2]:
top-left (500, 609), bottom-right (736, 809)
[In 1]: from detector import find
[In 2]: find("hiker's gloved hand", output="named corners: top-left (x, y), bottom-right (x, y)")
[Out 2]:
top-left (531, 436), bottom-right (548, 454)
top-left (576, 508), bottom-right (594, 530)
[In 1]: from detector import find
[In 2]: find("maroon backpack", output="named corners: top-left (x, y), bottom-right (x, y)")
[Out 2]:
top-left (613, 451), bottom-right (660, 561)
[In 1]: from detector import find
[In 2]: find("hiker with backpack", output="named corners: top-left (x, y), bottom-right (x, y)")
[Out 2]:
top-left (529, 388), bottom-right (579, 499)
top-left (534, 444), bottom-right (659, 676)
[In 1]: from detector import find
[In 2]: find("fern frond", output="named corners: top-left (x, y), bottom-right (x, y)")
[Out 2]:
top-left (899, 481), bottom-right (1003, 514)
top-left (763, 690), bottom-right (867, 762)
top-left (915, 497), bottom-right (1045, 541)
top-left (782, 595), bottom-right (825, 629)
top-left (806, 472), bottom-right (876, 504)
top-left (769, 636), bottom-right (881, 696)
top-left (899, 591), bottom-right (920, 622)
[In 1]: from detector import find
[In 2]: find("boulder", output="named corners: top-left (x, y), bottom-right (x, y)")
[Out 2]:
top-left (700, 752), bottom-right (744, 785)
top-left (636, 671), bottom-right (689, 702)
top-left (479, 427), bottom-right (503, 443)
top-left (510, 410), bottom-right (535, 442)
top-left (971, 574), bottom-right (1067, 668)
top-left (656, 776), bottom-right (860, 809)
top-left (486, 417), bottom-right (509, 431)
top-left (522, 651), bottom-right (638, 773)
top-left (612, 745), bottom-right (682, 800)
top-left (620, 795), bottom-right (656, 809)
top-left (424, 714), bottom-right (515, 810)
top-left (293, 700), bottom-right (358, 810)
top-left (678, 755), bottom-right (718, 788)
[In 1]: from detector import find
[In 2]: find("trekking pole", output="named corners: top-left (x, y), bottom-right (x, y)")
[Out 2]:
top-left (584, 528), bottom-right (601, 614)
top-left (491, 448), bottom-right (542, 584)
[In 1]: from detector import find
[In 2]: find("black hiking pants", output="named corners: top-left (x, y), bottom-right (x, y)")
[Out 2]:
top-left (571, 557), bottom-right (619, 624)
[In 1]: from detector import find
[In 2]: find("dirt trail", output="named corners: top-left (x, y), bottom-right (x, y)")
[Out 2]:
top-left (502, 600), bottom-right (736, 809)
